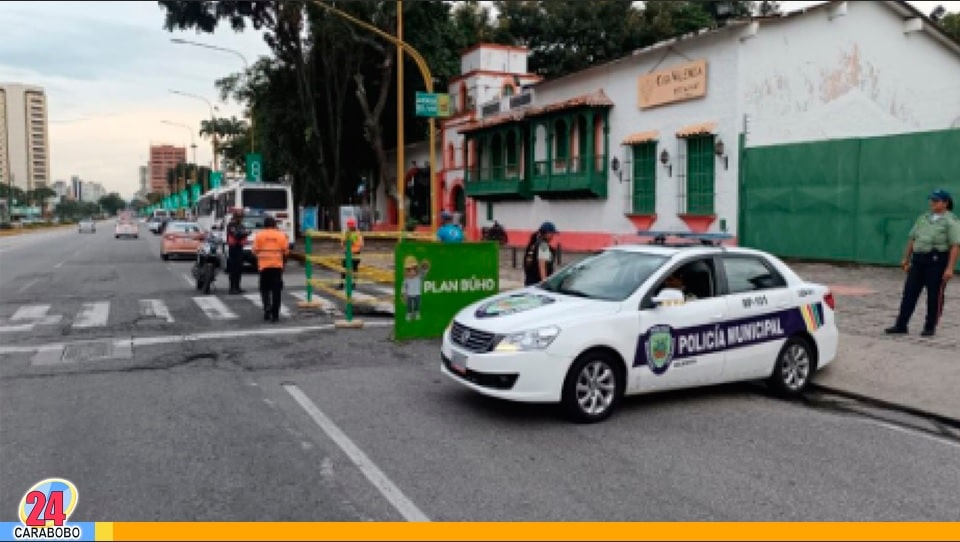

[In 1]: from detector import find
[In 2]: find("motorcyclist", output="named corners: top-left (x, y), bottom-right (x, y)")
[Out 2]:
top-left (225, 208), bottom-right (249, 294)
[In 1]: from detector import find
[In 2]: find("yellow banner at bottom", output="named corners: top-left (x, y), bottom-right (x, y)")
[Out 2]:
top-left (94, 522), bottom-right (960, 541)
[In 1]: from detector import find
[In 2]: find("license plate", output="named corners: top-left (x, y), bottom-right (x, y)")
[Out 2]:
top-left (450, 351), bottom-right (467, 374)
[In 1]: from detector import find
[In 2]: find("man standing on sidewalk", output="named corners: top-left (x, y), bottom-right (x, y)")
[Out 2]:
top-left (886, 189), bottom-right (959, 337)
top-left (252, 216), bottom-right (290, 323)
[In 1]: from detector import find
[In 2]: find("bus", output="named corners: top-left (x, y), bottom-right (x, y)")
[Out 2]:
top-left (202, 181), bottom-right (295, 248)
top-left (193, 187), bottom-right (221, 233)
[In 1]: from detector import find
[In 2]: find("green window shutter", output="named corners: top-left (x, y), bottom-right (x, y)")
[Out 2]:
top-left (631, 142), bottom-right (657, 214)
top-left (685, 135), bottom-right (715, 214)
top-left (486, 201), bottom-right (493, 221)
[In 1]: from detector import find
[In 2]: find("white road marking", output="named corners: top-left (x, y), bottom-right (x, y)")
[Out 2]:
top-left (72, 302), bottom-right (110, 328)
top-left (289, 291), bottom-right (339, 314)
top-left (351, 291), bottom-right (394, 314)
top-left (0, 323), bottom-right (35, 333)
top-left (191, 296), bottom-right (238, 320)
top-left (373, 285), bottom-right (395, 296)
top-left (54, 260), bottom-right (67, 269)
top-left (244, 293), bottom-right (291, 317)
top-left (0, 321), bottom-right (393, 354)
top-left (283, 384), bottom-right (430, 522)
top-left (139, 299), bottom-right (175, 323)
top-left (182, 273), bottom-right (195, 288)
top-left (16, 278), bottom-right (39, 294)
top-left (11, 305), bottom-right (50, 321)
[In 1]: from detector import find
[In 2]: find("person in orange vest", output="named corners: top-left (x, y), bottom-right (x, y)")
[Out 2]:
top-left (338, 218), bottom-right (364, 290)
top-left (252, 215), bottom-right (290, 323)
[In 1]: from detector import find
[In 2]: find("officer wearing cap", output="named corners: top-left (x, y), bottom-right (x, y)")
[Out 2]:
top-left (523, 221), bottom-right (559, 286)
top-left (225, 207), bottom-right (248, 294)
top-left (886, 189), bottom-right (959, 337)
top-left (436, 210), bottom-right (464, 243)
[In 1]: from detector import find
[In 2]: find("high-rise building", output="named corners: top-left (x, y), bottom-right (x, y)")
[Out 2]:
top-left (138, 165), bottom-right (148, 195)
top-left (148, 144), bottom-right (186, 194)
top-left (70, 175), bottom-right (82, 201)
top-left (0, 83), bottom-right (50, 191)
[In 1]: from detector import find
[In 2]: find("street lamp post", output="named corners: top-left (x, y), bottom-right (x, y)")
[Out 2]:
top-left (170, 38), bottom-right (255, 154)
top-left (310, 0), bottom-right (440, 234)
top-left (170, 89), bottom-right (220, 172)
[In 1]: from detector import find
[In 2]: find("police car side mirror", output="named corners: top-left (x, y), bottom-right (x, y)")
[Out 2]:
top-left (651, 289), bottom-right (685, 307)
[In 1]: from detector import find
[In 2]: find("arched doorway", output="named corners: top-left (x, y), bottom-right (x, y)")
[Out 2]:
top-left (451, 183), bottom-right (466, 226)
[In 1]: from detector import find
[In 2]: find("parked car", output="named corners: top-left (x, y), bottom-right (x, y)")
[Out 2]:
top-left (160, 221), bottom-right (206, 261)
top-left (440, 239), bottom-right (838, 423)
top-left (78, 218), bottom-right (96, 234)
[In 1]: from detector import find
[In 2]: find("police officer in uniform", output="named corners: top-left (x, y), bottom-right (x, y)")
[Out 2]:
top-left (886, 189), bottom-right (960, 337)
top-left (252, 216), bottom-right (290, 323)
top-left (225, 209), bottom-right (249, 294)
top-left (523, 222), bottom-right (558, 286)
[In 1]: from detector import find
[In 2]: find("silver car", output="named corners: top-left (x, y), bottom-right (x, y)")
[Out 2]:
top-left (78, 218), bottom-right (96, 233)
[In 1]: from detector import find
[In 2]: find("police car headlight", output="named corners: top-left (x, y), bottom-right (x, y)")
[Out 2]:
top-left (494, 326), bottom-right (560, 352)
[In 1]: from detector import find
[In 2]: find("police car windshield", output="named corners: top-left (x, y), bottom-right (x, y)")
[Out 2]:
top-left (539, 250), bottom-right (668, 301)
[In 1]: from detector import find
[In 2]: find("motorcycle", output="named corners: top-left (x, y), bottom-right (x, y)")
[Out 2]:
top-left (191, 235), bottom-right (225, 295)
top-left (481, 221), bottom-right (508, 245)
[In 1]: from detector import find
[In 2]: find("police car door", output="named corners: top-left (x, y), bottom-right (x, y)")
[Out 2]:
top-left (717, 254), bottom-right (794, 382)
top-left (635, 257), bottom-right (727, 393)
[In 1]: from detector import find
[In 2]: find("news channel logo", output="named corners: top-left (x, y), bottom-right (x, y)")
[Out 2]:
top-left (1, 478), bottom-right (95, 541)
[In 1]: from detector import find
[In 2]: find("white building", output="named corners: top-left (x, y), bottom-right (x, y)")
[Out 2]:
top-left (0, 83), bottom-right (50, 191)
top-left (431, 0), bottom-right (960, 261)
top-left (81, 181), bottom-right (105, 203)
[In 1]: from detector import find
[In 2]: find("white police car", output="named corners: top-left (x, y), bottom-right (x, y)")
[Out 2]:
top-left (440, 236), bottom-right (838, 423)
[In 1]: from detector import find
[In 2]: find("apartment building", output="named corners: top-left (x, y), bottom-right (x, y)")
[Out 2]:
top-left (0, 83), bottom-right (51, 191)
top-left (148, 144), bottom-right (186, 194)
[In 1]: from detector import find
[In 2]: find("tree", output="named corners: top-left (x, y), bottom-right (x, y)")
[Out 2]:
top-left (200, 116), bottom-right (250, 173)
top-left (492, 0), bottom-right (751, 79)
top-left (758, 1), bottom-right (781, 16)
top-left (935, 9), bottom-right (960, 42)
top-left (98, 193), bottom-right (127, 215)
top-left (27, 187), bottom-right (57, 216)
top-left (145, 192), bottom-right (164, 205)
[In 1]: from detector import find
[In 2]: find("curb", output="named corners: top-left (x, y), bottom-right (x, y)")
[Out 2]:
top-left (809, 382), bottom-right (960, 429)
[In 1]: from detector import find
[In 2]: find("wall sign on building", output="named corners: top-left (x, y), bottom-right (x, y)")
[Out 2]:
top-left (638, 59), bottom-right (708, 109)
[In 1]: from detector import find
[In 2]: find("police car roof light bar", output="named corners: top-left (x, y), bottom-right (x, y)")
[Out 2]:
top-left (635, 230), bottom-right (734, 247)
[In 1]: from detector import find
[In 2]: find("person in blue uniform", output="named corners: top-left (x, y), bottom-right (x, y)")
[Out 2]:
top-left (436, 211), bottom-right (464, 243)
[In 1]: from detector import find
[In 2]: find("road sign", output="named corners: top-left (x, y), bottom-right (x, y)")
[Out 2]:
top-left (210, 171), bottom-right (223, 189)
top-left (415, 92), bottom-right (452, 118)
top-left (246, 153), bottom-right (263, 182)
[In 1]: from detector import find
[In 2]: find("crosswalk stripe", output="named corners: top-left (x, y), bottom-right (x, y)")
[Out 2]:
top-left (73, 302), bottom-right (110, 328)
top-left (0, 323), bottom-right (35, 333)
top-left (373, 285), bottom-right (395, 296)
top-left (289, 291), bottom-right (340, 314)
top-left (11, 305), bottom-right (50, 321)
top-left (139, 299), bottom-right (175, 323)
top-left (351, 292), bottom-right (394, 314)
top-left (243, 294), bottom-right (291, 317)
top-left (192, 296), bottom-right (238, 320)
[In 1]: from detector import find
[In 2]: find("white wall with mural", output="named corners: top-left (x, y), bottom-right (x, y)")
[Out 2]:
top-left (741, 1), bottom-right (960, 147)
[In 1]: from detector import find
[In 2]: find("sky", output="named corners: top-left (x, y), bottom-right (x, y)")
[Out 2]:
top-left (1, 1), bottom-right (958, 200)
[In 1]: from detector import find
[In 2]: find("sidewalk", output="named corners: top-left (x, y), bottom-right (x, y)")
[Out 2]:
top-left (813, 334), bottom-right (960, 421)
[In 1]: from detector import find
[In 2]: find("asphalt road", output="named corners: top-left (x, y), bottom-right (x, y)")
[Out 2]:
top-left (1, 222), bottom-right (959, 522)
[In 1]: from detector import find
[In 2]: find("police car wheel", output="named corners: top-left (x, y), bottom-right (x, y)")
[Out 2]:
top-left (561, 351), bottom-right (623, 423)
top-left (770, 336), bottom-right (814, 396)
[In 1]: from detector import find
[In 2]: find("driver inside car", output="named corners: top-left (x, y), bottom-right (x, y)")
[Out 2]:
top-left (661, 270), bottom-right (699, 301)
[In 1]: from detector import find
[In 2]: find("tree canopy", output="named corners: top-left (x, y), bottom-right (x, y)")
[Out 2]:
top-left (157, 0), bottom-right (773, 225)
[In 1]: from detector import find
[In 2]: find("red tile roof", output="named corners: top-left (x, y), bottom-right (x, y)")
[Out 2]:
top-left (458, 89), bottom-right (614, 134)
